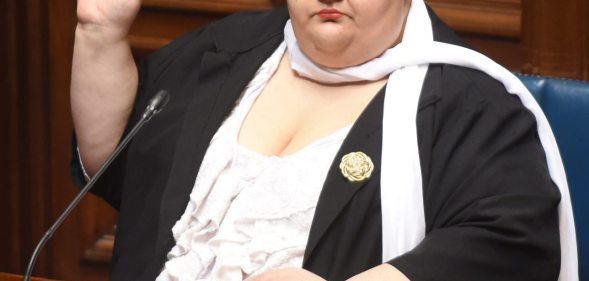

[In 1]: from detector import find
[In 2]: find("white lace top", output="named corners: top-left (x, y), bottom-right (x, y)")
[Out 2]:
top-left (156, 43), bottom-right (352, 281)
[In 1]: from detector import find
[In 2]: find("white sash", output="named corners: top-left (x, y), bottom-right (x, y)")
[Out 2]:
top-left (284, 0), bottom-right (578, 279)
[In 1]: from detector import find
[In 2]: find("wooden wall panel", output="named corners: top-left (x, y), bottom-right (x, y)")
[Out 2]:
top-left (129, 0), bottom-right (527, 71)
top-left (522, 0), bottom-right (587, 79)
top-left (428, 0), bottom-right (521, 37)
top-left (464, 36), bottom-right (523, 71)
top-left (128, 7), bottom-right (220, 55)
top-left (128, 0), bottom-right (285, 57)
top-left (0, 0), bottom-right (19, 273)
top-left (0, 0), bottom-right (53, 276)
top-left (1, 0), bottom-right (117, 280)
top-left (142, 0), bottom-right (281, 13)
top-left (427, 0), bottom-right (525, 72)
top-left (584, 0), bottom-right (589, 80)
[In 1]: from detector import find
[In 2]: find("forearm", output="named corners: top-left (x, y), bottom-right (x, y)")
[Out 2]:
top-left (70, 24), bottom-right (138, 176)
top-left (249, 264), bottom-right (409, 281)
top-left (347, 264), bottom-right (409, 281)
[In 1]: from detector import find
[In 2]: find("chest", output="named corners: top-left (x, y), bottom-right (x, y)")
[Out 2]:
top-left (238, 54), bottom-right (387, 157)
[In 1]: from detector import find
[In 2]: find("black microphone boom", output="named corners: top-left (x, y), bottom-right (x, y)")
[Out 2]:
top-left (23, 90), bottom-right (170, 281)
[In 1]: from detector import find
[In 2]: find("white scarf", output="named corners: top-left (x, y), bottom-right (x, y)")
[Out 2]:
top-left (284, 0), bottom-right (578, 280)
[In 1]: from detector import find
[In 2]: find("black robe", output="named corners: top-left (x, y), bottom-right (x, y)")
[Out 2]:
top-left (72, 6), bottom-right (561, 281)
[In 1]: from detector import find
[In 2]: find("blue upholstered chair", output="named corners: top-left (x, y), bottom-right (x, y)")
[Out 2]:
top-left (517, 74), bottom-right (589, 280)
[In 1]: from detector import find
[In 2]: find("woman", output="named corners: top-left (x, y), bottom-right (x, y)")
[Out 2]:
top-left (71, 0), bottom-right (577, 280)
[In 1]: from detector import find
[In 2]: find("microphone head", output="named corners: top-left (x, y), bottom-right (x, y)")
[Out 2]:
top-left (143, 90), bottom-right (171, 122)
top-left (150, 90), bottom-right (171, 114)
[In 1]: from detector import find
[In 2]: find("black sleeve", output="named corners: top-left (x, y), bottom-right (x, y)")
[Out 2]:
top-left (387, 65), bottom-right (561, 281)
top-left (69, 26), bottom-right (213, 210)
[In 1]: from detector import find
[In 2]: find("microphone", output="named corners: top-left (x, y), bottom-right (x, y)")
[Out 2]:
top-left (23, 90), bottom-right (171, 281)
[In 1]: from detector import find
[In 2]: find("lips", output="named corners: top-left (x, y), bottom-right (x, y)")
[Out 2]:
top-left (317, 8), bottom-right (344, 20)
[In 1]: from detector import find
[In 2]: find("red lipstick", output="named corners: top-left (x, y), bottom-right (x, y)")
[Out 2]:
top-left (317, 8), bottom-right (343, 20)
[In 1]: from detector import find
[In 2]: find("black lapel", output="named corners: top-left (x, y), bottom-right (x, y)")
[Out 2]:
top-left (303, 5), bottom-right (452, 265)
top-left (153, 34), bottom-right (285, 263)
top-left (154, 50), bottom-right (232, 261)
top-left (303, 88), bottom-right (385, 265)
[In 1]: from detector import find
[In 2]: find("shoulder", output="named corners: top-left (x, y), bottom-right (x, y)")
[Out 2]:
top-left (417, 62), bottom-right (537, 152)
top-left (425, 5), bottom-right (526, 117)
top-left (137, 6), bottom-right (288, 99)
top-left (146, 6), bottom-right (288, 64)
top-left (209, 6), bottom-right (289, 52)
top-left (434, 64), bottom-right (528, 115)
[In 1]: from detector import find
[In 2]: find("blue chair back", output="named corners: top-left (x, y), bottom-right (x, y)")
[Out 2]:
top-left (517, 74), bottom-right (589, 281)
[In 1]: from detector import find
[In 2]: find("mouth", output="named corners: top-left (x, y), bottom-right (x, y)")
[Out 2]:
top-left (316, 8), bottom-right (344, 20)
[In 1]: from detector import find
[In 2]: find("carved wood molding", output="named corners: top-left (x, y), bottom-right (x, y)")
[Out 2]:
top-left (129, 0), bottom-right (522, 53)
top-left (427, 0), bottom-right (521, 38)
top-left (0, 273), bottom-right (60, 281)
top-left (142, 0), bottom-right (285, 13)
top-left (141, 0), bottom-right (520, 38)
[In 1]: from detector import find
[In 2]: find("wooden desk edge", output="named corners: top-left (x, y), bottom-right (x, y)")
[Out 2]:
top-left (0, 272), bottom-right (60, 281)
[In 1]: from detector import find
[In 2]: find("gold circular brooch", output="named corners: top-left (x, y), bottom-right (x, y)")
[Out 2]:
top-left (339, 152), bottom-right (374, 182)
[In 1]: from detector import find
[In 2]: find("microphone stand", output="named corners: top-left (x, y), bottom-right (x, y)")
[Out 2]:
top-left (23, 90), bottom-right (170, 281)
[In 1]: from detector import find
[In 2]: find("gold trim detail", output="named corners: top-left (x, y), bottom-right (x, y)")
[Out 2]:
top-left (339, 152), bottom-right (374, 182)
